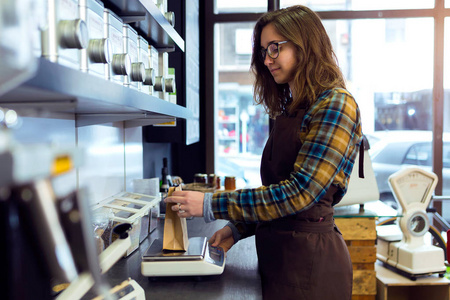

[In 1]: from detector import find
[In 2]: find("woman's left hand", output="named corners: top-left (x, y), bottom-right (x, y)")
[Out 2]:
top-left (164, 190), bottom-right (205, 218)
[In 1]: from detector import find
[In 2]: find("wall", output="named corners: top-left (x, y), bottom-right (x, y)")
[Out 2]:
top-left (143, 0), bottom-right (205, 184)
top-left (11, 116), bottom-right (143, 206)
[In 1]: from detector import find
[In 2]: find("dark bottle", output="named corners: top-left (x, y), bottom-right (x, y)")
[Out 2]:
top-left (161, 157), bottom-right (170, 193)
top-left (160, 157), bottom-right (170, 215)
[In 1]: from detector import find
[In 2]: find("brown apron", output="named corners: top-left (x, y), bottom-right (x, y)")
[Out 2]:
top-left (256, 109), bottom-right (353, 300)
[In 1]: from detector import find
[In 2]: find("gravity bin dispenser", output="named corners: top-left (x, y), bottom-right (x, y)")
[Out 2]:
top-left (0, 108), bottom-right (142, 300)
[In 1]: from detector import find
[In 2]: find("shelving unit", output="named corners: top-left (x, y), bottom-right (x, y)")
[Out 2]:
top-left (103, 0), bottom-right (184, 52)
top-left (0, 0), bottom-right (191, 128)
top-left (0, 58), bottom-right (193, 127)
top-left (1, 1), bottom-right (194, 299)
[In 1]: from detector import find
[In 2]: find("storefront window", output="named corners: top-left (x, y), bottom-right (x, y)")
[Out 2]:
top-left (212, 4), bottom-right (448, 201)
top-left (321, 18), bottom-right (434, 133)
top-left (445, 18), bottom-right (450, 132)
top-left (280, 0), bottom-right (434, 11)
top-left (320, 17), bottom-right (437, 207)
top-left (215, 22), bottom-right (269, 188)
top-left (214, 16), bottom-right (436, 188)
top-left (444, 17), bottom-right (450, 200)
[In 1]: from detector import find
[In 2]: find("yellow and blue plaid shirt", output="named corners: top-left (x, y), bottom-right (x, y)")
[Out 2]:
top-left (208, 88), bottom-right (362, 226)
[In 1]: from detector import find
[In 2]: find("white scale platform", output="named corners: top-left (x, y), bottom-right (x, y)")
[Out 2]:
top-left (141, 237), bottom-right (225, 277)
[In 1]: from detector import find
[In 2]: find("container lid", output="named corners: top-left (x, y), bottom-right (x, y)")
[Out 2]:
top-left (92, 191), bottom-right (160, 223)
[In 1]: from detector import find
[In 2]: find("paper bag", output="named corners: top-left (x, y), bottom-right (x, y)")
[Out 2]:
top-left (163, 186), bottom-right (189, 251)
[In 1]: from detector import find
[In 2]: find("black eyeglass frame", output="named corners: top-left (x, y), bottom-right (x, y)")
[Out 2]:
top-left (260, 40), bottom-right (289, 61)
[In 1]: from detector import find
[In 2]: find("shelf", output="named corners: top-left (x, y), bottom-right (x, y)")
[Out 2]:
top-left (104, 0), bottom-right (184, 52)
top-left (0, 58), bottom-right (193, 127)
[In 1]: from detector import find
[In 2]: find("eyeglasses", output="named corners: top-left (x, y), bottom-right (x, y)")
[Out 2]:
top-left (260, 40), bottom-right (288, 61)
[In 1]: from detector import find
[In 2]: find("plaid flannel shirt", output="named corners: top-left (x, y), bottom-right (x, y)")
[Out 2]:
top-left (211, 88), bottom-right (363, 229)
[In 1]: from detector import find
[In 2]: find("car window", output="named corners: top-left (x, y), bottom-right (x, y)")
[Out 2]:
top-left (444, 143), bottom-right (450, 169)
top-left (403, 143), bottom-right (431, 166)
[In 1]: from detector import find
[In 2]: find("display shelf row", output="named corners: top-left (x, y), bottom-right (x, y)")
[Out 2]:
top-left (0, 0), bottom-right (190, 127)
top-left (104, 0), bottom-right (184, 52)
top-left (0, 58), bottom-right (193, 127)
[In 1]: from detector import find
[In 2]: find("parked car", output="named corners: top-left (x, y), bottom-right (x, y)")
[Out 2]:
top-left (367, 130), bottom-right (450, 213)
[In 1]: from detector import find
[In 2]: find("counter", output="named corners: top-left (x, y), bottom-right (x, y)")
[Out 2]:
top-left (376, 261), bottom-right (450, 300)
top-left (89, 201), bottom-right (397, 299)
top-left (98, 218), bottom-right (263, 299)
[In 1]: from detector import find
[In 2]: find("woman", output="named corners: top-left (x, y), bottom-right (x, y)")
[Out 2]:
top-left (165, 5), bottom-right (362, 299)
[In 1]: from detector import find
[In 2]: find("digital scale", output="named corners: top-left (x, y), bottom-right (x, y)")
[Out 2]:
top-left (141, 237), bottom-right (225, 277)
top-left (377, 167), bottom-right (446, 280)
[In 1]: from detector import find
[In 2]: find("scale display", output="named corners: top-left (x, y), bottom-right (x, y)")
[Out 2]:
top-left (389, 168), bottom-right (437, 207)
top-left (409, 215), bottom-right (426, 234)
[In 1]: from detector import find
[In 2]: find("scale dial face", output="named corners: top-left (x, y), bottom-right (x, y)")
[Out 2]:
top-left (389, 169), bottom-right (437, 206)
top-left (407, 212), bottom-right (429, 236)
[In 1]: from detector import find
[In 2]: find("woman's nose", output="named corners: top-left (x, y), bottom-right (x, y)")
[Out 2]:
top-left (264, 54), bottom-right (274, 66)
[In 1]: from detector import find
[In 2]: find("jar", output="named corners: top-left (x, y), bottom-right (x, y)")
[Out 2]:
top-left (215, 176), bottom-right (221, 189)
top-left (194, 173), bottom-right (207, 186)
top-left (208, 174), bottom-right (216, 187)
top-left (224, 176), bottom-right (236, 190)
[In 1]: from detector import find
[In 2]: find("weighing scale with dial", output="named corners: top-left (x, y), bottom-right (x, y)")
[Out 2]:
top-left (141, 237), bottom-right (225, 277)
top-left (377, 167), bottom-right (446, 280)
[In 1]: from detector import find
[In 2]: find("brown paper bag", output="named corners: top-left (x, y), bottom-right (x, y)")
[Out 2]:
top-left (163, 186), bottom-right (190, 251)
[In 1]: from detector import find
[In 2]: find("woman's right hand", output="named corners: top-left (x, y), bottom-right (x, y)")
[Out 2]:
top-left (209, 226), bottom-right (235, 253)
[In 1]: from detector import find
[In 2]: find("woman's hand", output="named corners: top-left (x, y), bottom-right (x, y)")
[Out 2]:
top-left (209, 226), bottom-right (235, 253)
top-left (164, 190), bottom-right (205, 218)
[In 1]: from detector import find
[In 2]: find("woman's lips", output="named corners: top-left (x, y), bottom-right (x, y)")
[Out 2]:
top-left (270, 67), bottom-right (280, 74)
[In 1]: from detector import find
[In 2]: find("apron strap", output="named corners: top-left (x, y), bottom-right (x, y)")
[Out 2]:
top-left (358, 134), bottom-right (370, 179)
top-left (358, 141), bottom-right (364, 178)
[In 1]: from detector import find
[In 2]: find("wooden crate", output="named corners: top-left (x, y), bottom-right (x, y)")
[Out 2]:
top-left (335, 217), bottom-right (377, 300)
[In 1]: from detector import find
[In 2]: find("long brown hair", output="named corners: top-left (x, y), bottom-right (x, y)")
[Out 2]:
top-left (251, 5), bottom-right (346, 117)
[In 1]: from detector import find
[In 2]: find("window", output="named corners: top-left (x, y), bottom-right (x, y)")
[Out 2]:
top-left (217, 23), bottom-right (254, 69)
top-left (321, 18), bottom-right (434, 133)
top-left (443, 143), bottom-right (450, 168)
top-left (445, 18), bottom-right (450, 143)
top-left (280, 0), bottom-right (434, 11)
top-left (404, 143), bottom-right (432, 166)
top-left (206, 1), bottom-right (450, 200)
top-left (215, 22), bottom-right (269, 188)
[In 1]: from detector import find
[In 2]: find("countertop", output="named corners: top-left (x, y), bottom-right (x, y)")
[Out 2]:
top-left (334, 200), bottom-right (399, 218)
top-left (98, 217), bottom-right (263, 300)
top-left (90, 201), bottom-right (397, 299)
